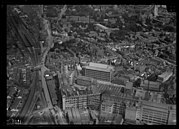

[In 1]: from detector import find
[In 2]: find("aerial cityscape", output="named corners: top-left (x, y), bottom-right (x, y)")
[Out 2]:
top-left (7, 5), bottom-right (176, 125)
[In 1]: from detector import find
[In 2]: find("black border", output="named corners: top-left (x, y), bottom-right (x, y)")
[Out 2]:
top-left (2, 1), bottom-right (178, 129)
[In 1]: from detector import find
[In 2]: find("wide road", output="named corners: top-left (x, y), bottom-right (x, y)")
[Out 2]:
top-left (41, 65), bottom-right (53, 108)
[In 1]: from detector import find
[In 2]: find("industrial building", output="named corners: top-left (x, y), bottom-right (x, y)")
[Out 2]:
top-left (82, 62), bottom-right (114, 82)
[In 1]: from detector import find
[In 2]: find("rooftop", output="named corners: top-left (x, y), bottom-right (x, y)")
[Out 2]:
top-left (142, 100), bottom-right (170, 111)
top-left (158, 71), bottom-right (173, 78)
top-left (62, 85), bottom-right (94, 97)
top-left (91, 81), bottom-right (124, 96)
top-left (66, 108), bottom-right (91, 124)
top-left (89, 62), bottom-right (114, 69)
top-left (94, 23), bottom-right (109, 30)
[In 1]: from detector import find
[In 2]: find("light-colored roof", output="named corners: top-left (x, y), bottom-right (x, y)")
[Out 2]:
top-left (158, 71), bottom-right (173, 78)
top-left (94, 23), bottom-right (109, 30)
top-left (84, 65), bottom-right (111, 72)
top-left (89, 62), bottom-right (110, 69)
top-left (142, 100), bottom-right (169, 111)
top-left (83, 62), bottom-right (114, 72)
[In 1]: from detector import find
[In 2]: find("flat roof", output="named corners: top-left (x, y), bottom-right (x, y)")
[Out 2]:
top-left (97, 80), bottom-right (125, 88)
top-left (83, 66), bottom-right (112, 72)
top-left (89, 62), bottom-right (110, 69)
top-left (158, 71), bottom-right (173, 78)
top-left (142, 100), bottom-right (169, 110)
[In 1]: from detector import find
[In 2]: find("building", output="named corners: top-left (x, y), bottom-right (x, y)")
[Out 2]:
top-left (94, 23), bottom-right (109, 30)
top-left (79, 109), bottom-right (92, 124)
top-left (108, 18), bottom-right (117, 24)
top-left (66, 108), bottom-right (92, 124)
top-left (11, 97), bottom-right (21, 111)
top-left (82, 62), bottom-right (114, 82)
top-left (78, 16), bottom-right (90, 23)
top-left (157, 71), bottom-right (173, 83)
top-left (7, 99), bottom-right (12, 110)
top-left (100, 92), bottom-right (138, 116)
top-left (101, 101), bottom-right (114, 114)
top-left (26, 67), bottom-right (31, 85)
top-left (66, 15), bottom-right (90, 23)
top-left (62, 89), bottom-right (101, 111)
top-left (111, 77), bottom-right (129, 86)
top-left (125, 107), bottom-right (137, 122)
top-left (21, 68), bottom-right (26, 82)
top-left (8, 87), bottom-right (16, 97)
top-left (87, 93), bottom-right (101, 110)
top-left (140, 80), bottom-right (161, 91)
top-left (89, 18), bottom-right (95, 23)
top-left (62, 93), bottom-right (101, 111)
top-left (66, 16), bottom-right (79, 22)
top-left (99, 112), bottom-right (123, 124)
top-left (14, 68), bottom-right (21, 82)
top-left (168, 105), bottom-right (176, 125)
top-left (76, 76), bottom-right (92, 87)
top-left (140, 100), bottom-right (169, 125)
top-left (122, 119), bottom-right (137, 125)
top-left (134, 89), bottom-right (146, 99)
top-left (92, 79), bottom-right (126, 96)
top-left (46, 76), bottom-right (58, 105)
top-left (113, 114), bottom-right (123, 124)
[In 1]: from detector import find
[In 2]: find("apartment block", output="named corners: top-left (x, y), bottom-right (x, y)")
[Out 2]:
top-left (87, 94), bottom-right (101, 110)
top-left (101, 93), bottom-right (125, 116)
top-left (141, 100), bottom-right (169, 125)
top-left (101, 101), bottom-right (114, 114)
top-left (62, 93), bottom-right (101, 111)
